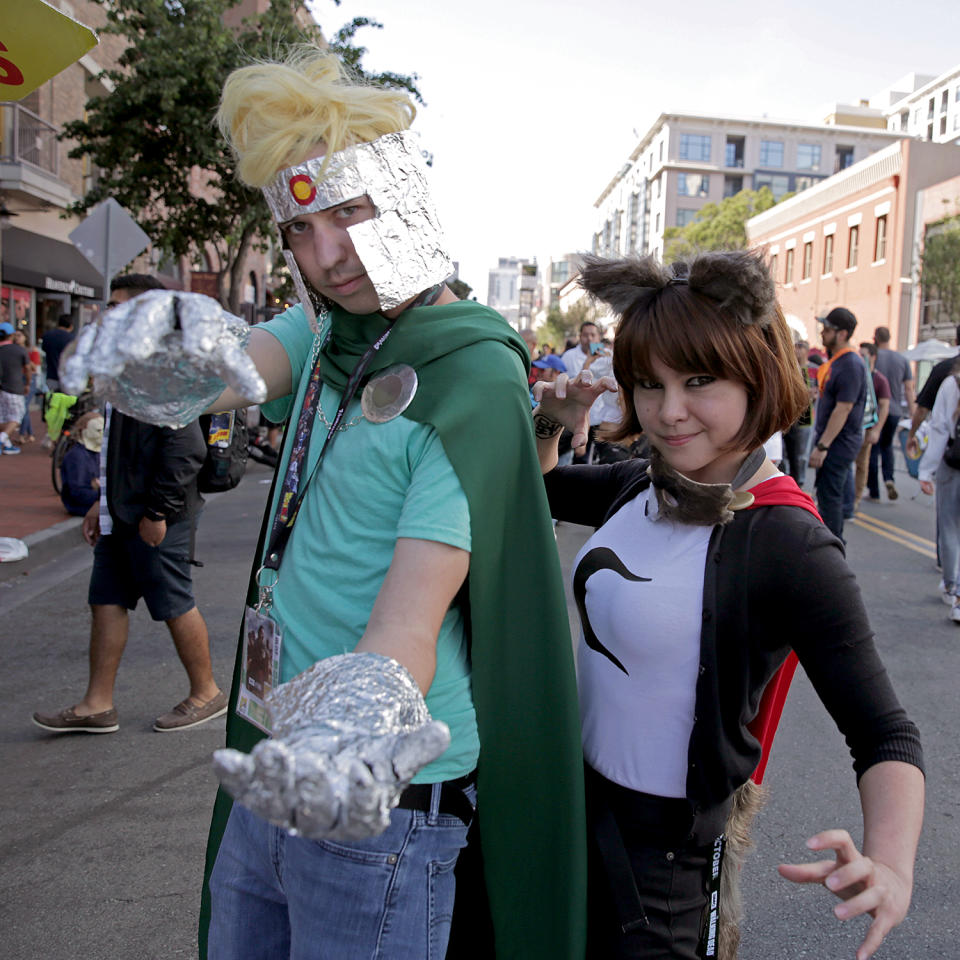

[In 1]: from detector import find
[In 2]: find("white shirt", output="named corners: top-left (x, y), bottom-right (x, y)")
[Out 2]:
top-left (574, 486), bottom-right (708, 797)
top-left (919, 374), bottom-right (959, 482)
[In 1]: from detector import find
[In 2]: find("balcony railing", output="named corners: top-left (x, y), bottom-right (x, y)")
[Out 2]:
top-left (1, 102), bottom-right (60, 177)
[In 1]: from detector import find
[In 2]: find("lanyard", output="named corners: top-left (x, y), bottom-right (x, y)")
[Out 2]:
top-left (255, 316), bottom-right (398, 612)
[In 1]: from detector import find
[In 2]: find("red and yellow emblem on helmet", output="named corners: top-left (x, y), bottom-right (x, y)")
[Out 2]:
top-left (289, 174), bottom-right (316, 206)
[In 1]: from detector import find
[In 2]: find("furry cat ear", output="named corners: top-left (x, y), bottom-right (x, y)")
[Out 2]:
top-left (577, 255), bottom-right (670, 315)
top-left (687, 251), bottom-right (777, 327)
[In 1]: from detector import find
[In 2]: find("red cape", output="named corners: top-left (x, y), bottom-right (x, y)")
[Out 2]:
top-left (745, 475), bottom-right (821, 783)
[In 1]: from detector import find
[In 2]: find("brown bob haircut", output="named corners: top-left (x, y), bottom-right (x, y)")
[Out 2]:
top-left (580, 252), bottom-right (808, 451)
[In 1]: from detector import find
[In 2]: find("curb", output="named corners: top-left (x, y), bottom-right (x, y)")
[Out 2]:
top-left (0, 517), bottom-right (85, 583)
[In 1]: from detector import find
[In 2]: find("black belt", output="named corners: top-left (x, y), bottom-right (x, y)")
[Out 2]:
top-left (397, 770), bottom-right (476, 825)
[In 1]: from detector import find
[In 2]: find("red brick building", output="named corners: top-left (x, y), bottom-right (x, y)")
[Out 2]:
top-left (746, 138), bottom-right (960, 349)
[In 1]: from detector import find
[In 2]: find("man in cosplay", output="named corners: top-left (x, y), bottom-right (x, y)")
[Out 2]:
top-left (61, 47), bottom-right (586, 959)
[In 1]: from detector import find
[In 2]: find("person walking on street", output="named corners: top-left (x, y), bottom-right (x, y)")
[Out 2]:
top-left (808, 308), bottom-right (867, 540)
top-left (871, 326), bottom-right (915, 502)
top-left (854, 343), bottom-right (891, 509)
top-left (781, 339), bottom-right (815, 486)
top-left (41, 314), bottom-right (75, 394)
top-left (0, 321), bottom-right (29, 454)
top-left (917, 364), bottom-right (960, 620)
top-left (33, 275), bottom-right (226, 735)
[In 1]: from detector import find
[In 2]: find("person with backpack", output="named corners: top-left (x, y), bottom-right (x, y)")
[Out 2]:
top-left (33, 274), bottom-right (227, 734)
top-left (918, 359), bottom-right (960, 621)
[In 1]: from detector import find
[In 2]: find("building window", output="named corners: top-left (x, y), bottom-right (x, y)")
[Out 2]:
top-left (802, 242), bottom-right (813, 280)
top-left (847, 225), bottom-right (859, 269)
top-left (823, 234), bottom-right (834, 275)
top-left (928, 98), bottom-right (935, 120)
top-left (874, 215), bottom-right (887, 261)
top-left (835, 145), bottom-right (854, 171)
top-left (725, 136), bottom-right (744, 168)
top-left (795, 175), bottom-right (822, 192)
top-left (941, 90), bottom-right (949, 112)
top-left (785, 248), bottom-right (794, 283)
top-left (955, 113), bottom-right (960, 131)
top-left (754, 172), bottom-right (790, 200)
top-left (770, 253), bottom-right (778, 278)
top-left (956, 85), bottom-right (960, 102)
top-left (678, 133), bottom-right (711, 162)
top-left (796, 143), bottom-right (821, 170)
top-left (659, 140), bottom-right (664, 161)
top-left (940, 116), bottom-right (947, 137)
top-left (655, 212), bottom-right (661, 233)
top-left (676, 208), bottom-right (698, 228)
top-left (677, 173), bottom-right (709, 197)
top-left (656, 177), bottom-right (662, 198)
top-left (723, 175), bottom-right (743, 198)
top-left (914, 108), bottom-right (922, 125)
top-left (759, 140), bottom-right (784, 167)
top-left (900, 110), bottom-right (910, 130)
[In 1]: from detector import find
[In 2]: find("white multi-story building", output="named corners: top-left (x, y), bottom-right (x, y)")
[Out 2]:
top-left (878, 63), bottom-right (960, 144)
top-left (486, 256), bottom-right (538, 329)
top-left (592, 113), bottom-right (903, 262)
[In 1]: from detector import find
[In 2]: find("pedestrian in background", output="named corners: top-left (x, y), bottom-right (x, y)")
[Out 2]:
top-left (0, 320), bottom-right (29, 454)
top-left (33, 274), bottom-right (225, 735)
top-left (809, 308), bottom-right (867, 540)
top-left (871, 326), bottom-right (915, 502)
top-left (854, 343), bottom-right (891, 510)
top-left (41, 314), bottom-right (75, 394)
top-left (59, 415), bottom-right (103, 516)
top-left (780, 339), bottom-right (815, 486)
top-left (13, 330), bottom-right (42, 442)
top-left (917, 362), bottom-right (960, 621)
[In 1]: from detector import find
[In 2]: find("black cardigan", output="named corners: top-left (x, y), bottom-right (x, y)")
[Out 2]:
top-left (545, 459), bottom-right (924, 810)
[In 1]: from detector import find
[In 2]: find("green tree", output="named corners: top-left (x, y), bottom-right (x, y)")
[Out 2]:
top-left (662, 187), bottom-right (779, 263)
top-left (448, 277), bottom-right (473, 300)
top-left (539, 299), bottom-right (601, 352)
top-left (62, 0), bottom-right (422, 313)
top-left (920, 215), bottom-right (960, 327)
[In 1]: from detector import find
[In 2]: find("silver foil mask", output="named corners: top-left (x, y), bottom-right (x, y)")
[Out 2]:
top-left (262, 131), bottom-right (453, 318)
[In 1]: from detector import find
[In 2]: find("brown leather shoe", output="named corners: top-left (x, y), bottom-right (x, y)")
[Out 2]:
top-left (32, 706), bottom-right (119, 734)
top-left (153, 691), bottom-right (227, 732)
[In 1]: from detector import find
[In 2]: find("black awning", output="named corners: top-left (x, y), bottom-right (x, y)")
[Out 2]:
top-left (1, 225), bottom-right (104, 299)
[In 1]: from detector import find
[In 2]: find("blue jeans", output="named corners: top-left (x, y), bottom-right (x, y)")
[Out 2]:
top-left (816, 449), bottom-right (854, 540)
top-left (209, 786), bottom-right (473, 960)
top-left (867, 412), bottom-right (898, 497)
top-left (935, 460), bottom-right (960, 594)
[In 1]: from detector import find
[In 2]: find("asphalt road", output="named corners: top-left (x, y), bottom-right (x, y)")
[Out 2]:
top-left (2, 458), bottom-right (956, 959)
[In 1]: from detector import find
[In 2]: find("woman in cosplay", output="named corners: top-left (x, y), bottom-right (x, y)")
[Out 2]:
top-left (62, 47), bottom-right (586, 959)
top-left (532, 252), bottom-right (924, 960)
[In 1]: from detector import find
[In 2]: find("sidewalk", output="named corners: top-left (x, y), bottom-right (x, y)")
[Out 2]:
top-left (0, 409), bottom-right (84, 577)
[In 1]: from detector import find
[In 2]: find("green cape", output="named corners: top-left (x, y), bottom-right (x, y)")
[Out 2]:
top-left (200, 299), bottom-right (587, 958)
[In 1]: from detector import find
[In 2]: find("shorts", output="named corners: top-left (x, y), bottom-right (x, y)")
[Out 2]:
top-left (0, 389), bottom-right (26, 424)
top-left (88, 518), bottom-right (196, 621)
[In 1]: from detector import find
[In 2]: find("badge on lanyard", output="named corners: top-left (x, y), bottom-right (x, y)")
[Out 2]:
top-left (237, 605), bottom-right (283, 734)
top-left (361, 364), bottom-right (418, 423)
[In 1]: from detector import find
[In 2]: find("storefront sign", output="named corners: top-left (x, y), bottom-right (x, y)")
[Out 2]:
top-left (0, 0), bottom-right (98, 100)
top-left (44, 276), bottom-right (95, 298)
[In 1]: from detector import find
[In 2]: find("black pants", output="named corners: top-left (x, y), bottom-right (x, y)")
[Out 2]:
top-left (585, 766), bottom-right (728, 960)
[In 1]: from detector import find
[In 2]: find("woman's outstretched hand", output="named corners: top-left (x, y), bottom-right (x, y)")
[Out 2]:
top-left (778, 828), bottom-right (913, 960)
top-left (532, 370), bottom-right (618, 449)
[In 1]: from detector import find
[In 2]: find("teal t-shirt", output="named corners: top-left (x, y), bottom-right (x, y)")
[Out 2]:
top-left (258, 304), bottom-right (478, 783)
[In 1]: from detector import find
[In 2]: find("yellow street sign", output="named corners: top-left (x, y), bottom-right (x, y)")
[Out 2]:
top-left (1, 0), bottom-right (98, 101)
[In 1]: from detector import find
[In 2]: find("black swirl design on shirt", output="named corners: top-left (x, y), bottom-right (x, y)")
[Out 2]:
top-left (573, 546), bottom-right (651, 676)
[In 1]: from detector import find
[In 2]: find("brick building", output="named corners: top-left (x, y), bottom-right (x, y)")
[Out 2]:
top-left (0, 0), bottom-right (287, 344)
top-left (745, 138), bottom-right (960, 349)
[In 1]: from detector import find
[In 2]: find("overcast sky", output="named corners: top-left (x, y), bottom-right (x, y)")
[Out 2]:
top-left (308, 0), bottom-right (958, 299)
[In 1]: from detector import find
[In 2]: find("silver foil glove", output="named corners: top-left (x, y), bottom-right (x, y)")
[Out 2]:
top-left (213, 652), bottom-right (451, 840)
top-left (61, 290), bottom-right (267, 428)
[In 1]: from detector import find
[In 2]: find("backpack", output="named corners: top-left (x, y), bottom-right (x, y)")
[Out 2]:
top-left (197, 409), bottom-right (248, 493)
top-left (861, 355), bottom-right (879, 431)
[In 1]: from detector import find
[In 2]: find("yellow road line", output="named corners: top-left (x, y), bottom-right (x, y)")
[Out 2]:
top-left (849, 518), bottom-right (937, 559)
top-left (853, 512), bottom-right (936, 548)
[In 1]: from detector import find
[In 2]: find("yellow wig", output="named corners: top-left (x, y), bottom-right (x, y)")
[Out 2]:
top-left (217, 46), bottom-right (416, 188)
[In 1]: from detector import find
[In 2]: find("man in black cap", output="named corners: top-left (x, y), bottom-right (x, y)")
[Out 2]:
top-left (808, 307), bottom-right (867, 539)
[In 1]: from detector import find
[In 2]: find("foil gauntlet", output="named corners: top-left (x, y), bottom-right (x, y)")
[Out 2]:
top-left (61, 290), bottom-right (267, 428)
top-left (213, 653), bottom-right (451, 841)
